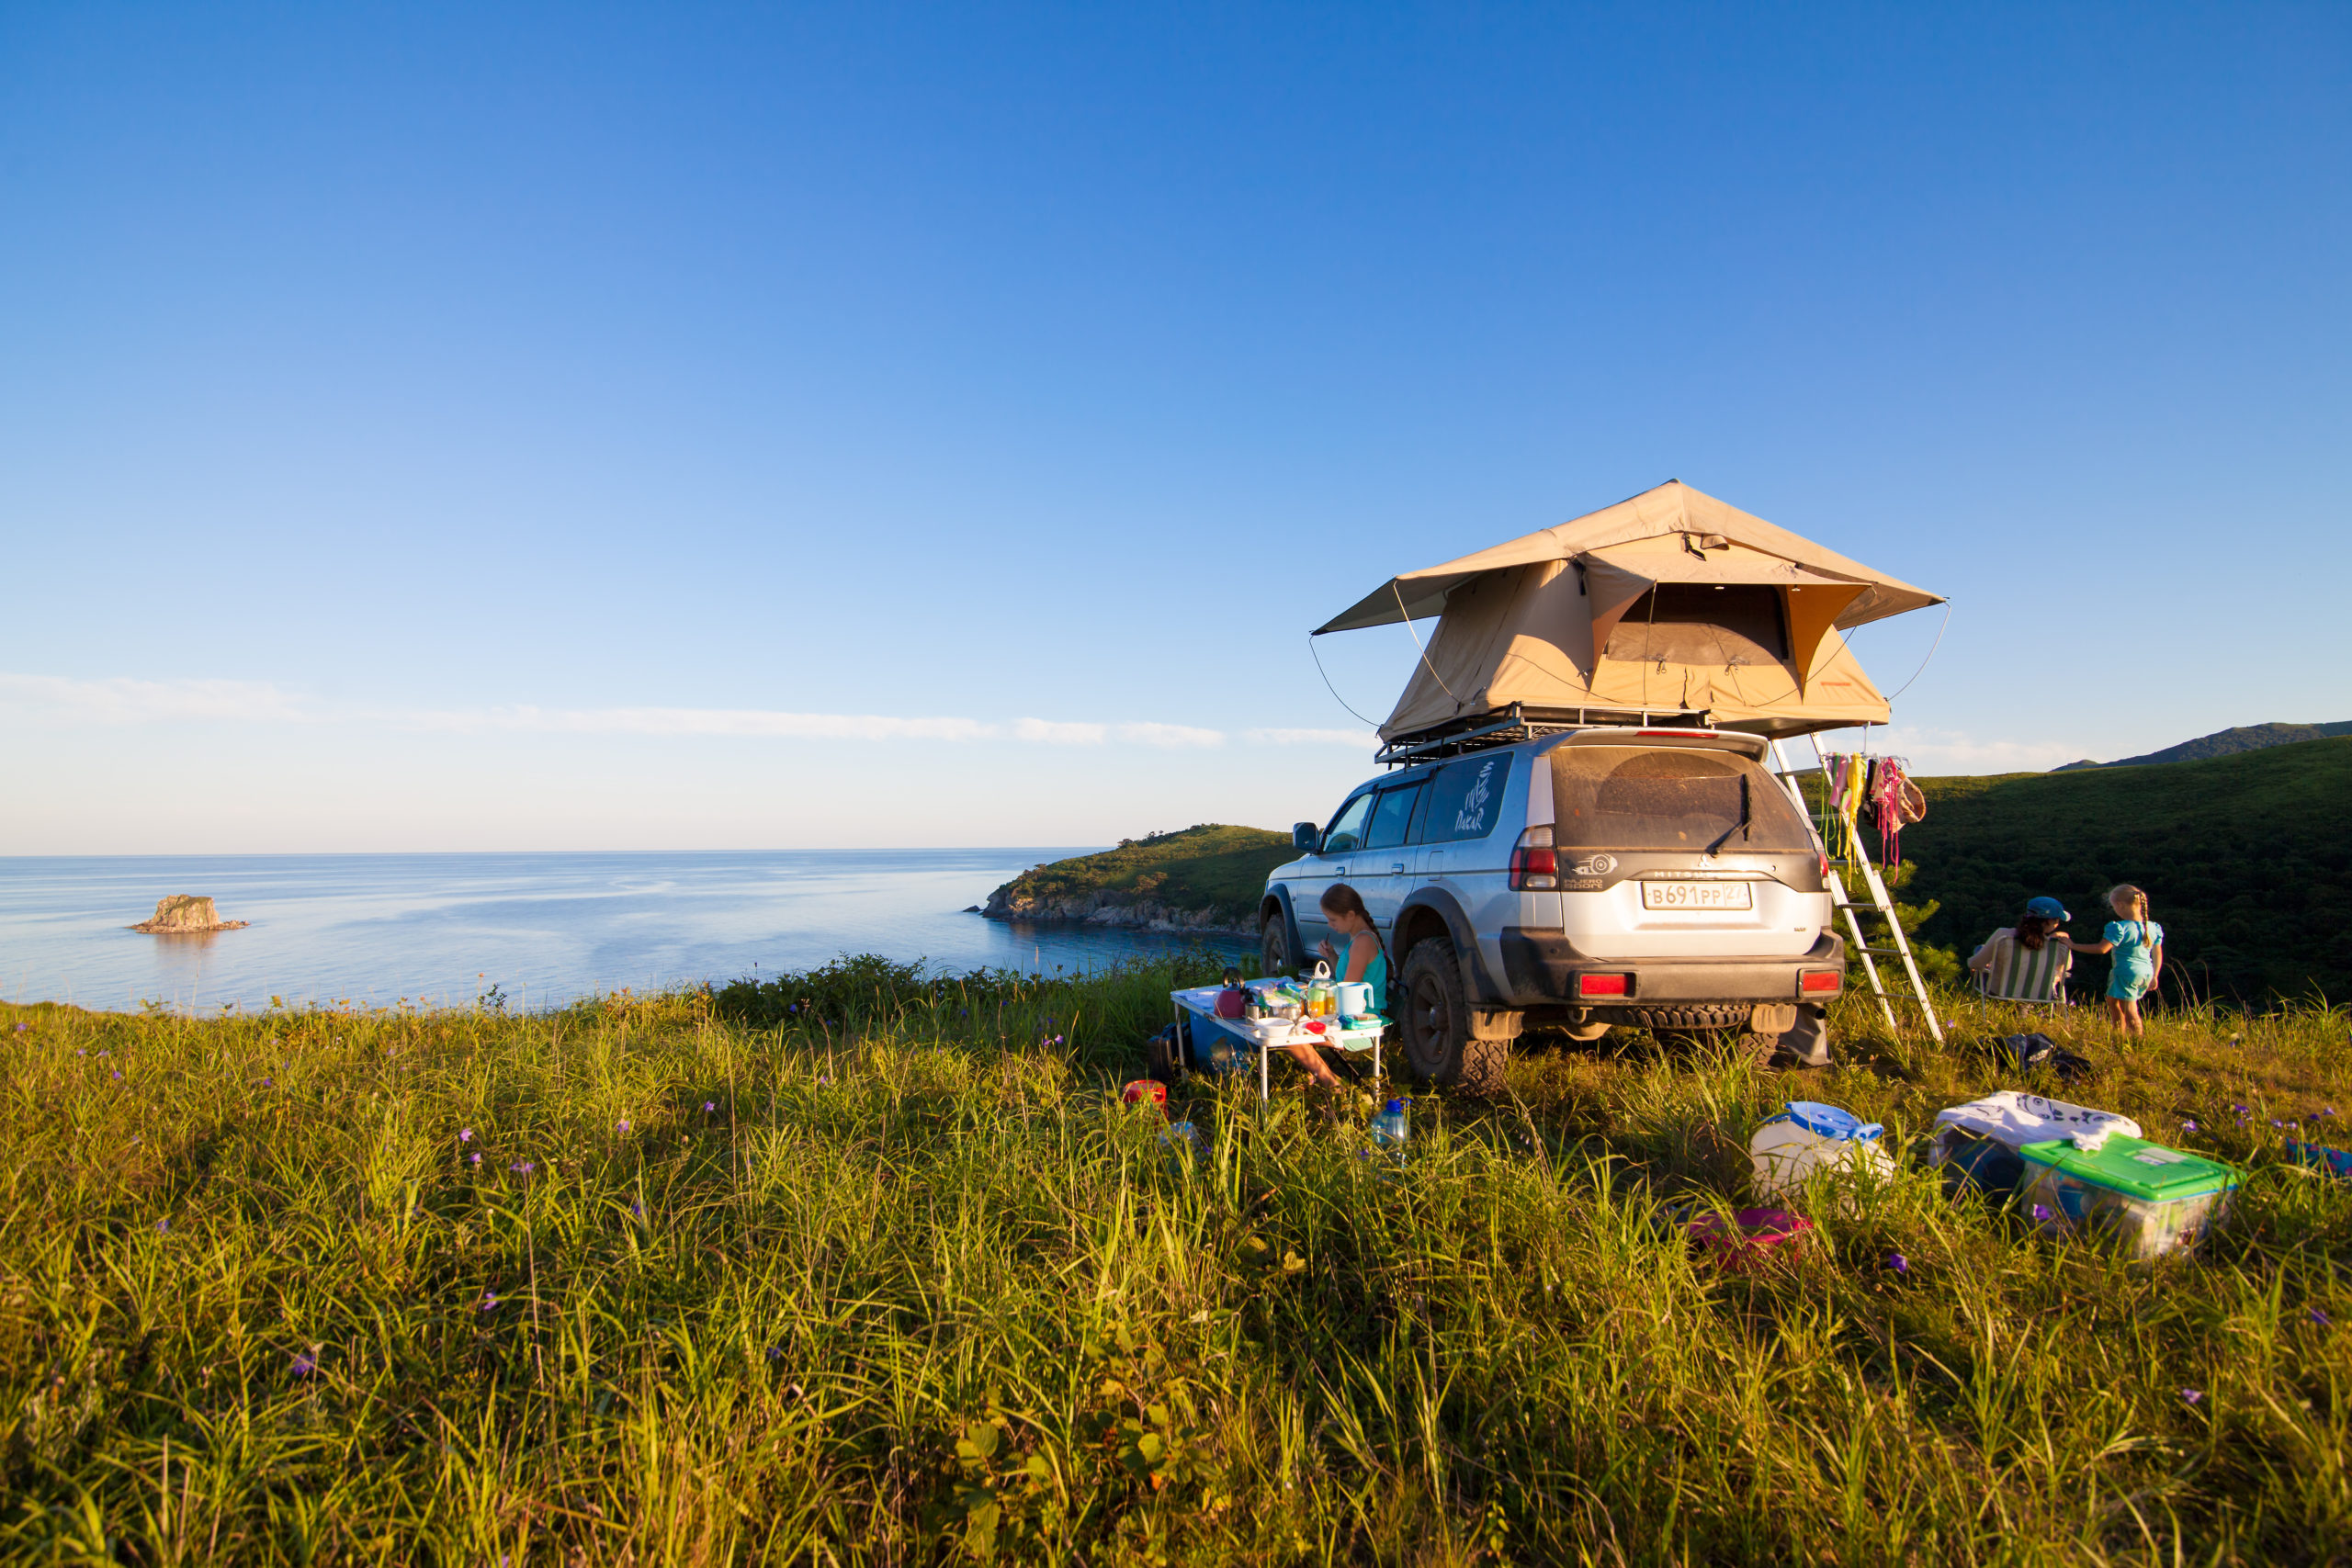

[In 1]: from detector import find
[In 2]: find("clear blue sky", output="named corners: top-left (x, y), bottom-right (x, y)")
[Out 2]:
top-left (4, 3), bottom-right (2346, 852)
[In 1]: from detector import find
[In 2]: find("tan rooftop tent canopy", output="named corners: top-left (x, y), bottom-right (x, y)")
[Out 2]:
top-left (1317, 480), bottom-right (1944, 742)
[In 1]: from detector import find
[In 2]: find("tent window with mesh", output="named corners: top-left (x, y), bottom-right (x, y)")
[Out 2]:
top-left (1550, 746), bottom-right (1813, 852)
top-left (1601, 583), bottom-right (1789, 667)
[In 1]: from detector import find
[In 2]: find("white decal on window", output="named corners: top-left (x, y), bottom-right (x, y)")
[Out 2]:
top-left (1454, 760), bottom-right (1497, 835)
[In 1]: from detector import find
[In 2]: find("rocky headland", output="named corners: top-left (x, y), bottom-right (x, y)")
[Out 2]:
top-left (978, 824), bottom-right (1296, 938)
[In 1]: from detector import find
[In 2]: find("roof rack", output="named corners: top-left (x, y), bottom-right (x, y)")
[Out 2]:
top-left (1374, 704), bottom-right (1713, 767)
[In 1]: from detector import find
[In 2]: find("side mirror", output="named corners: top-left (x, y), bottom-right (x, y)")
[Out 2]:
top-left (1293, 822), bottom-right (1319, 852)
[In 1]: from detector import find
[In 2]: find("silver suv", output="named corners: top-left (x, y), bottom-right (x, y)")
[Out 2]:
top-left (1259, 728), bottom-right (1843, 1089)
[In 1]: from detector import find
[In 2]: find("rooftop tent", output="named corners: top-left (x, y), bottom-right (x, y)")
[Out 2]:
top-left (1317, 480), bottom-right (1943, 742)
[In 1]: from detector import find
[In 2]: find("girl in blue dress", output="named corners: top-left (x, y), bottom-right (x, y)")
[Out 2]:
top-left (2066, 884), bottom-right (2164, 1038)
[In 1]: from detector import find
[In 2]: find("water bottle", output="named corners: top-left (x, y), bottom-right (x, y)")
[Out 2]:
top-left (1161, 1120), bottom-right (1204, 1168)
top-left (1371, 1099), bottom-right (1408, 1155)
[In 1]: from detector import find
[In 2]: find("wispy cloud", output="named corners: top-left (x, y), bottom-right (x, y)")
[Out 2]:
top-left (0, 672), bottom-right (1316, 751)
top-left (1244, 727), bottom-right (1381, 748)
top-left (0, 673), bottom-right (314, 725)
top-left (1825, 726), bottom-right (2082, 773)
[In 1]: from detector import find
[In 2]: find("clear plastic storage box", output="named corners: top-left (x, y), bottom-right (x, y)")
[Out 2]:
top-left (2018, 1134), bottom-right (2237, 1259)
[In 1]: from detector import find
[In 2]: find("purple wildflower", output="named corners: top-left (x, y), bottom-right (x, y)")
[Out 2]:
top-left (2180, 1388), bottom-right (2203, 1405)
top-left (469, 1152), bottom-right (481, 1167)
top-left (2312, 1307), bottom-right (2333, 1327)
top-left (510, 1160), bottom-right (534, 1174)
top-left (261, 1077), bottom-right (272, 1088)
top-left (2273, 1119), bottom-right (2286, 1129)
top-left (2182, 1120), bottom-right (2199, 1133)
top-left (616, 1120), bottom-right (629, 1133)
top-left (111, 1071), bottom-right (121, 1081)
top-left (12, 1021), bottom-right (25, 1032)
top-left (459, 1128), bottom-right (472, 1143)
top-left (1884, 1252), bottom-right (1909, 1275)
top-left (2233, 1103), bottom-right (2247, 1113)
top-left (2032, 1204), bottom-right (2052, 1222)
top-left (703, 1101), bottom-right (716, 1112)
top-left (291, 1351), bottom-right (316, 1377)
top-left (479, 1292), bottom-right (498, 1313)
top-left (631, 1201), bottom-right (643, 1218)
top-left (156, 1219), bottom-right (168, 1233)
top-left (2325, 1108), bottom-right (2339, 1118)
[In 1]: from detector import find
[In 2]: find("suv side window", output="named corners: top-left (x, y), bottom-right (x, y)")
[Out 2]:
top-left (1364, 782), bottom-right (1423, 850)
top-left (1419, 753), bottom-right (1511, 842)
top-left (1320, 793), bottom-right (1374, 854)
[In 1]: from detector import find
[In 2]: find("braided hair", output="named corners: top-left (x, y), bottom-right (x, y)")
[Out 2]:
top-left (2106, 884), bottom-right (2152, 951)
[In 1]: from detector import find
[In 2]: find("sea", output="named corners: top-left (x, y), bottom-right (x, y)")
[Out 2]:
top-left (0, 852), bottom-right (1252, 1014)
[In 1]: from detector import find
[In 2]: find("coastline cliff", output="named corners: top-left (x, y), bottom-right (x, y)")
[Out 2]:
top-left (979, 825), bottom-right (1295, 937)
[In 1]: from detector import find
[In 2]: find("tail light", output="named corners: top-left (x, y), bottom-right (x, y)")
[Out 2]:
top-left (1510, 826), bottom-right (1557, 890)
top-left (1799, 969), bottom-right (1842, 996)
top-left (1577, 973), bottom-right (1630, 998)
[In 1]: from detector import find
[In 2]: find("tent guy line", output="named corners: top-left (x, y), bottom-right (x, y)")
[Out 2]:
top-left (0, 673), bottom-right (1372, 750)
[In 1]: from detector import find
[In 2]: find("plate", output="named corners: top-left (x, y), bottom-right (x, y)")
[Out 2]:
top-left (1641, 880), bottom-right (1754, 911)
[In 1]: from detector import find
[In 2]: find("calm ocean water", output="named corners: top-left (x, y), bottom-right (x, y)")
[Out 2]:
top-left (0, 852), bottom-right (1250, 1013)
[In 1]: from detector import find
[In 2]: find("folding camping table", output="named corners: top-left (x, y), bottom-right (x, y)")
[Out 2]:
top-left (1170, 981), bottom-right (1385, 1098)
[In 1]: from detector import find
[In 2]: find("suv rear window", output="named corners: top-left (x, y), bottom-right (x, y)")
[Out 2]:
top-left (1548, 746), bottom-right (1813, 853)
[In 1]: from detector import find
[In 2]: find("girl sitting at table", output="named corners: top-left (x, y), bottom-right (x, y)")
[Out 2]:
top-left (1283, 883), bottom-right (1388, 1088)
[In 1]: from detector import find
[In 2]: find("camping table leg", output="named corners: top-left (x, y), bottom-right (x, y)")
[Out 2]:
top-left (1261, 1035), bottom-right (1269, 1100)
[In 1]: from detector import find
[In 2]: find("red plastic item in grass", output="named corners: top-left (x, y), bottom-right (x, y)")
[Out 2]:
top-left (1122, 1080), bottom-right (1169, 1113)
top-left (1686, 1208), bottom-right (1815, 1270)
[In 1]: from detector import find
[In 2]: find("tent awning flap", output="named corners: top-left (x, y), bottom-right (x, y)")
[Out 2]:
top-left (1315, 479), bottom-right (1941, 635)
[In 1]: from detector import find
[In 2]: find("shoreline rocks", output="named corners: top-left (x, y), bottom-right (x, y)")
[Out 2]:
top-left (979, 884), bottom-right (1252, 937)
top-left (130, 895), bottom-right (249, 933)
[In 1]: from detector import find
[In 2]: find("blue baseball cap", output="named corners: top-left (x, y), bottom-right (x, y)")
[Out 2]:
top-left (2025, 896), bottom-right (2070, 920)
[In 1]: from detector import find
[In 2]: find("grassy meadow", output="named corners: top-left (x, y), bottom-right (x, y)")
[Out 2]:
top-left (5, 953), bottom-right (2352, 1563)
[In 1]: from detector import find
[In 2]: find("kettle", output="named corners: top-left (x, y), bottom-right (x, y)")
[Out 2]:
top-left (1215, 964), bottom-right (1249, 1020)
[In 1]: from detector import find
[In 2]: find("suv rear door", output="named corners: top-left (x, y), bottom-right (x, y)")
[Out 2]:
top-left (1546, 742), bottom-right (1823, 959)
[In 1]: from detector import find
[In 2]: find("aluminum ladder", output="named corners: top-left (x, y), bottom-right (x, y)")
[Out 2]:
top-left (1768, 736), bottom-right (1946, 1045)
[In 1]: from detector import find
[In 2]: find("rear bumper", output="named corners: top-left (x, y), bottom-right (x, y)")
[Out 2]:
top-left (1497, 927), bottom-right (1846, 1005)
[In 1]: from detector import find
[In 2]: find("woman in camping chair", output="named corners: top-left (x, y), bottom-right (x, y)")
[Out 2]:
top-left (1968, 896), bottom-right (2075, 1004)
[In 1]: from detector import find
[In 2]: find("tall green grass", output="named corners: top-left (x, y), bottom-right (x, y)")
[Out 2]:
top-left (4, 956), bottom-right (2351, 1563)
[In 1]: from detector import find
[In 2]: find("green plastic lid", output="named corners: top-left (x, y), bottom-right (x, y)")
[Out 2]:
top-left (2018, 1134), bottom-right (2238, 1204)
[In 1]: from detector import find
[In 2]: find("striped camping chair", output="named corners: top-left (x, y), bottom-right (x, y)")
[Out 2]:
top-left (1973, 932), bottom-right (2073, 1006)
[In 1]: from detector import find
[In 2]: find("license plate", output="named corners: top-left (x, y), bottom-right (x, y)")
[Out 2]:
top-left (1641, 880), bottom-right (1753, 910)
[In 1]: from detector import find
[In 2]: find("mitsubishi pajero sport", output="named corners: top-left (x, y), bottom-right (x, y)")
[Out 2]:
top-left (1258, 727), bottom-right (1842, 1089)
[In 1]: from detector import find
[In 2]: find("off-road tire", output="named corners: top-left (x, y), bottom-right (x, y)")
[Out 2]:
top-left (1398, 936), bottom-right (1508, 1092)
top-left (1261, 913), bottom-right (1292, 979)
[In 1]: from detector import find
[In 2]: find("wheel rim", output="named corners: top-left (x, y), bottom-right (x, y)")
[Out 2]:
top-left (1410, 972), bottom-right (1452, 1068)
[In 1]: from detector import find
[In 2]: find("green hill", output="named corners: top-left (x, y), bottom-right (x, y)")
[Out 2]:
top-left (2052, 719), bottom-right (2352, 771)
top-left (1904, 737), bottom-right (2352, 1004)
top-left (983, 824), bottom-right (1295, 928)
